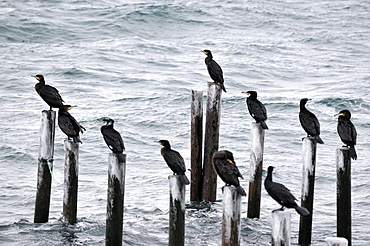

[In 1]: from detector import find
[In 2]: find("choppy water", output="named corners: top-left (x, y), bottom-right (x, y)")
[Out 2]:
top-left (1, 0), bottom-right (370, 245)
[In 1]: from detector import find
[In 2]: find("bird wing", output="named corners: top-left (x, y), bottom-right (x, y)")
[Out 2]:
top-left (338, 120), bottom-right (356, 144)
top-left (162, 149), bottom-right (186, 174)
top-left (214, 159), bottom-right (241, 186)
top-left (299, 110), bottom-right (320, 135)
top-left (207, 60), bottom-right (224, 83)
top-left (102, 128), bottom-right (125, 152)
top-left (247, 98), bottom-right (267, 121)
top-left (58, 114), bottom-right (78, 136)
top-left (267, 182), bottom-right (297, 206)
top-left (39, 85), bottom-right (64, 103)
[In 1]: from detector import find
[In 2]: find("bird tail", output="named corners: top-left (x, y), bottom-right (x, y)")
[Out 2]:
top-left (179, 174), bottom-right (190, 185)
top-left (349, 145), bottom-right (357, 160)
top-left (295, 206), bottom-right (310, 216)
top-left (220, 83), bottom-right (227, 93)
top-left (260, 121), bottom-right (269, 130)
top-left (314, 135), bottom-right (324, 144)
top-left (73, 136), bottom-right (82, 144)
top-left (117, 153), bottom-right (125, 163)
top-left (236, 186), bottom-right (247, 196)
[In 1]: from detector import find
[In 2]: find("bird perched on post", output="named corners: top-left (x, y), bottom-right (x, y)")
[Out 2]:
top-left (299, 98), bottom-right (324, 144)
top-left (58, 105), bottom-right (86, 143)
top-left (264, 166), bottom-right (310, 216)
top-left (100, 118), bottom-right (125, 163)
top-left (202, 50), bottom-right (227, 92)
top-left (156, 140), bottom-right (190, 185)
top-left (242, 91), bottom-right (268, 129)
top-left (212, 150), bottom-right (246, 196)
top-left (335, 110), bottom-right (357, 160)
top-left (32, 74), bottom-right (64, 110)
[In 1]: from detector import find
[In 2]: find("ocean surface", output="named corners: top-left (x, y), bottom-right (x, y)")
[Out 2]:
top-left (1, 0), bottom-right (369, 245)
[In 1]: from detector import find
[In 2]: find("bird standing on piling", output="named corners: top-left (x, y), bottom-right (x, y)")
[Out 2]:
top-left (202, 50), bottom-right (227, 92)
top-left (264, 166), bottom-right (310, 216)
top-left (156, 140), bottom-right (190, 185)
top-left (212, 150), bottom-right (246, 196)
top-left (299, 98), bottom-right (324, 144)
top-left (58, 105), bottom-right (86, 143)
top-left (33, 74), bottom-right (64, 110)
top-left (243, 91), bottom-right (268, 129)
top-left (100, 118), bottom-right (125, 163)
top-left (335, 110), bottom-right (357, 160)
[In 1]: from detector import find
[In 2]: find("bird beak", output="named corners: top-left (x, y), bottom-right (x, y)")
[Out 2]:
top-left (334, 113), bottom-right (345, 117)
top-left (241, 92), bottom-right (250, 96)
top-left (154, 141), bottom-right (162, 145)
top-left (226, 159), bottom-right (233, 164)
top-left (67, 105), bottom-right (78, 110)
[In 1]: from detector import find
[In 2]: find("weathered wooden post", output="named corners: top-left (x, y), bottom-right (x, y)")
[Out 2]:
top-left (34, 110), bottom-right (56, 223)
top-left (325, 237), bottom-right (348, 246)
top-left (63, 139), bottom-right (79, 225)
top-left (190, 90), bottom-right (203, 202)
top-left (222, 186), bottom-right (242, 246)
top-left (106, 153), bottom-right (126, 246)
top-left (202, 83), bottom-right (222, 202)
top-left (169, 175), bottom-right (186, 246)
top-left (336, 148), bottom-right (351, 246)
top-left (271, 210), bottom-right (291, 246)
top-left (247, 122), bottom-right (265, 218)
top-left (299, 137), bottom-right (317, 245)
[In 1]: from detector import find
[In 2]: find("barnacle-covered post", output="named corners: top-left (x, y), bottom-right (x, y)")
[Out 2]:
top-left (271, 210), bottom-right (291, 246)
top-left (247, 122), bottom-right (265, 218)
top-left (299, 137), bottom-right (317, 245)
top-left (106, 153), bottom-right (126, 246)
top-left (325, 237), bottom-right (348, 246)
top-left (63, 139), bottom-right (79, 225)
top-left (202, 83), bottom-right (222, 202)
top-left (222, 186), bottom-right (242, 246)
top-left (169, 175), bottom-right (186, 246)
top-left (34, 110), bottom-right (56, 223)
top-left (336, 148), bottom-right (351, 246)
top-left (190, 90), bottom-right (203, 202)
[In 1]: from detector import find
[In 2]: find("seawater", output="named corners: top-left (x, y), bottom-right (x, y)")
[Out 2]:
top-left (0, 0), bottom-right (369, 245)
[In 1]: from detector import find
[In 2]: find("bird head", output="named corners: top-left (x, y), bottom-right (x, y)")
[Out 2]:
top-left (334, 110), bottom-right (351, 119)
top-left (63, 105), bottom-right (77, 111)
top-left (98, 117), bottom-right (114, 126)
top-left (32, 74), bottom-right (44, 81)
top-left (242, 91), bottom-right (257, 98)
top-left (202, 49), bottom-right (212, 56)
top-left (155, 140), bottom-right (171, 148)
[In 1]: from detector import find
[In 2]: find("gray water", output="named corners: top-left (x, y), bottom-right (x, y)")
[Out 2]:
top-left (1, 0), bottom-right (369, 245)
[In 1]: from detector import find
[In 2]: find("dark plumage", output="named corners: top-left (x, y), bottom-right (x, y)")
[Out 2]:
top-left (265, 166), bottom-right (310, 216)
top-left (58, 105), bottom-right (86, 143)
top-left (156, 140), bottom-right (189, 185)
top-left (212, 150), bottom-right (246, 196)
top-left (33, 75), bottom-right (64, 110)
top-left (243, 91), bottom-right (268, 129)
top-left (335, 110), bottom-right (357, 160)
top-left (100, 118), bottom-right (125, 162)
top-left (202, 50), bottom-right (227, 92)
top-left (299, 98), bottom-right (324, 144)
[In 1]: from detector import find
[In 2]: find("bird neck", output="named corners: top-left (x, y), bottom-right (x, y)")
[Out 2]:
top-left (266, 171), bottom-right (273, 182)
top-left (300, 102), bottom-right (307, 110)
top-left (205, 55), bottom-right (212, 63)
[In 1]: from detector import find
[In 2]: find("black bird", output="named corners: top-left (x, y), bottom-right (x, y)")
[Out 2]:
top-left (265, 166), bottom-right (310, 216)
top-left (33, 75), bottom-right (64, 110)
top-left (100, 118), bottom-right (125, 163)
top-left (212, 150), bottom-right (246, 196)
top-left (202, 50), bottom-right (227, 92)
top-left (58, 105), bottom-right (86, 143)
top-left (242, 91), bottom-right (268, 129)
top-left (299, 98), bottom-right (324, 144)
top-left (156, 140), bottom-right (190, 185)
top-left (335, 110), bottom-right (357, 160)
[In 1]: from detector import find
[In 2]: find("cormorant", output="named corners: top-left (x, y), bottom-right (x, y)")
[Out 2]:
top-left (156, 140), bottom-right (190, 185)
top-left (265, 166), bottom-right (310, 216)
top-left (58, 105), bottom-right (86, 143)
top-left (212, 150), bottom-right (246, 196)
top-left (299, 98), bottom-right (324, 144)
top-left (242, 91), bottom-right (268, 129)
top-left (335, 110), bottom-right (357, 160)
top-left (100, 118), bottom-right (125, 162)
top-left (33, 75), bottom-right (64, 110)
top-left (202, 50), bottom-right (227, 92)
